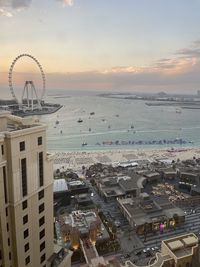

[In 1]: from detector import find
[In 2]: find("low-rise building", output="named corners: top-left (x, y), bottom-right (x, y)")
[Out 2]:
top-left (74, 193), bottom-right (94, 209)
top-left (96, 176), bottom-right (142, 201)
top-left (53, 179), bottom-right (71, 206)
top-left (59, 210), bottom-right (109, 246)
top-left (125, 233), bottom-right (199, 267)
top-left (118, 196), bottom-right (185, 234)
top-left (68, 180), bottom-right (89, 195)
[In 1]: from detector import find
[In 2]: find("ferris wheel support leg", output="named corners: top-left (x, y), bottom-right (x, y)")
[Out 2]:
top-left (26, 86), bottom-right (29, 108)
top-left (32, 83), bottom-right (42, 110)
top-left (21, 83), bottom-right (27, 110)
top-left (31, 85), bottom-right (34, 111)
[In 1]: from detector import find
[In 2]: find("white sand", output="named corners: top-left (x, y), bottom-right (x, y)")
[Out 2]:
top-left (53, 147), bottom-right (200, 170)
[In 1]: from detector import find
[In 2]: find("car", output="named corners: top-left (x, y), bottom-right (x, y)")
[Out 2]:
top-left (143, 249), bottom-right (147, 253)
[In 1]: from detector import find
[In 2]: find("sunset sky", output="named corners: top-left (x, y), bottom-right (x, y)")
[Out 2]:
top-left (1, 0), bottom-right (200, 95)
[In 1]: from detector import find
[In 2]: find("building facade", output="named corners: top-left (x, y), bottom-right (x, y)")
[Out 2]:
top-left (0, 112), bottom-right (54, 267)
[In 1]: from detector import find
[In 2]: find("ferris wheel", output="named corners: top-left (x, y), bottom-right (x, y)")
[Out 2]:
top-left (8, 54), bottom-right (46, 110)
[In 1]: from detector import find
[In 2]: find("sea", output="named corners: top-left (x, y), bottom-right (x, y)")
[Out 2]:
top-left (35, 90), bottom-right (200, 152)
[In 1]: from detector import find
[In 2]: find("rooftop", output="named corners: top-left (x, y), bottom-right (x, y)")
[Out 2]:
top-left (163, 233), bottom-right (198, 259)
top-left (0, 111), bottom-right (45, 135)
top-left (118, 177), bottom-right (139, 191)
top-left (118, 197), bottom-right (184, 226)
top-left (53, 179), bottom-right (68, 193)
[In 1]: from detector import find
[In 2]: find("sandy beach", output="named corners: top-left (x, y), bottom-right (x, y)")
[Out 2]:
top-left (53, 147), bottom-right (200, 170)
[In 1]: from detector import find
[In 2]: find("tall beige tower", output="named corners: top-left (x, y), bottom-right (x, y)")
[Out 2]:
top-left (0, 112), bottom-right (54, 267)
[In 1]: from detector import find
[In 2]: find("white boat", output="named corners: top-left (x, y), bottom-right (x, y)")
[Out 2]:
top-left (176, 108), bottom-right (182, 114)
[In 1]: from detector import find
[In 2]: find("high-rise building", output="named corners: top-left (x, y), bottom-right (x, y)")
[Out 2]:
top-left (0, 112), bottom-right (71, 267)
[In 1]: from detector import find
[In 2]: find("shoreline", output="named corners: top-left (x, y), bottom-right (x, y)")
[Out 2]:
top-left (52, 146), bottom-right (200, 170)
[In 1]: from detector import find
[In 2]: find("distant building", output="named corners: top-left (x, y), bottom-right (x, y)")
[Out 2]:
top-left (59, 210), bottom-right (109, 244)
top-left (53, 179), bottom-right (71, 207)
top-left (68, 180), bottom-right (89, 195)
top-left (125, 233), bottom-right (199, 267)
top-left (95, 175), bottom-right (143, 202)
top-left (53, 179), bottom-right (90, 210)
top-left (74, 193), bottom-right (94, 208)
top-left (118, 196), bottom-right (185, 234)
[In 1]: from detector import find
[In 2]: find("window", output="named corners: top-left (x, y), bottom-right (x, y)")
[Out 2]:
top-left (7, 223), bottom-right (9, 232)
top-left (39, 229), bottom-right (45, 240)
top-left (24, 243), bottom-right (29, 252)
top-left (38, 190), bottom-right (44, 200)
top-left (39, 203), bottom-right (44, 214)
top-left (39, 216), bottom-right (45, 227)
top-left (40, 241), bottom-right (45, 252)
top-left (25, 255), bottom-right (30, 265)
top-left (1, 144), bottom-right (4, 155)
top-left (19, 141), bottom-right (25, 151)
top-left (9, 252), bottom-right (11, 260)
top-left (5, 207), bottom-right (8, 216)
top-left (3, 166), bottom-right (8, 204)
top-left (23, 215), bottom-right (28, 225)
top-left (40, 254), bottom-right (45, 263)
top-left (39, 152), bottom-right (44, 187)
top-left (21, 158), bottom-right (27, 197)
top-left (24, 229), bottom-right (29, 239)
top-left (22, 200), bottom-right (28, 210)
top-left (8, 238), bottom-right (10, 246)
top-left (38, 136), bottom-right (42, 145)
top-left (0, 250), bottom-right (2, 260)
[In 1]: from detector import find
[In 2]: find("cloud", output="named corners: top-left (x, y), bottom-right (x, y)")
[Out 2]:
top-left (57, 0), bottom-right (74, 7)
top-left (0, 0), bottom-right (32, 16)
top-left (11, 0), bottom-right (32, 9)
top-left (0, 8), bottom-right (12, 17)
top-left (0, 0), bottom-right (32, 9)
top-left (175, 39), bottom-right (200, 58)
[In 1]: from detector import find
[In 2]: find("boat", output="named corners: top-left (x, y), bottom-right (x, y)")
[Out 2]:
top-left (77, 118), bottom-right (83, 123)
top-left (55, 120), bottom-right (59, 124)
top-left (90, 112), bottom-right (95, 115)
top-left (82, 142), bottom-right (87, 146)
top-left (176, 108), bottom-right (182, 114)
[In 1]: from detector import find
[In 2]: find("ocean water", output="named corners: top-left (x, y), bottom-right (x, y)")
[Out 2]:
top-left (37, 90), bottom-right (200, 152)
